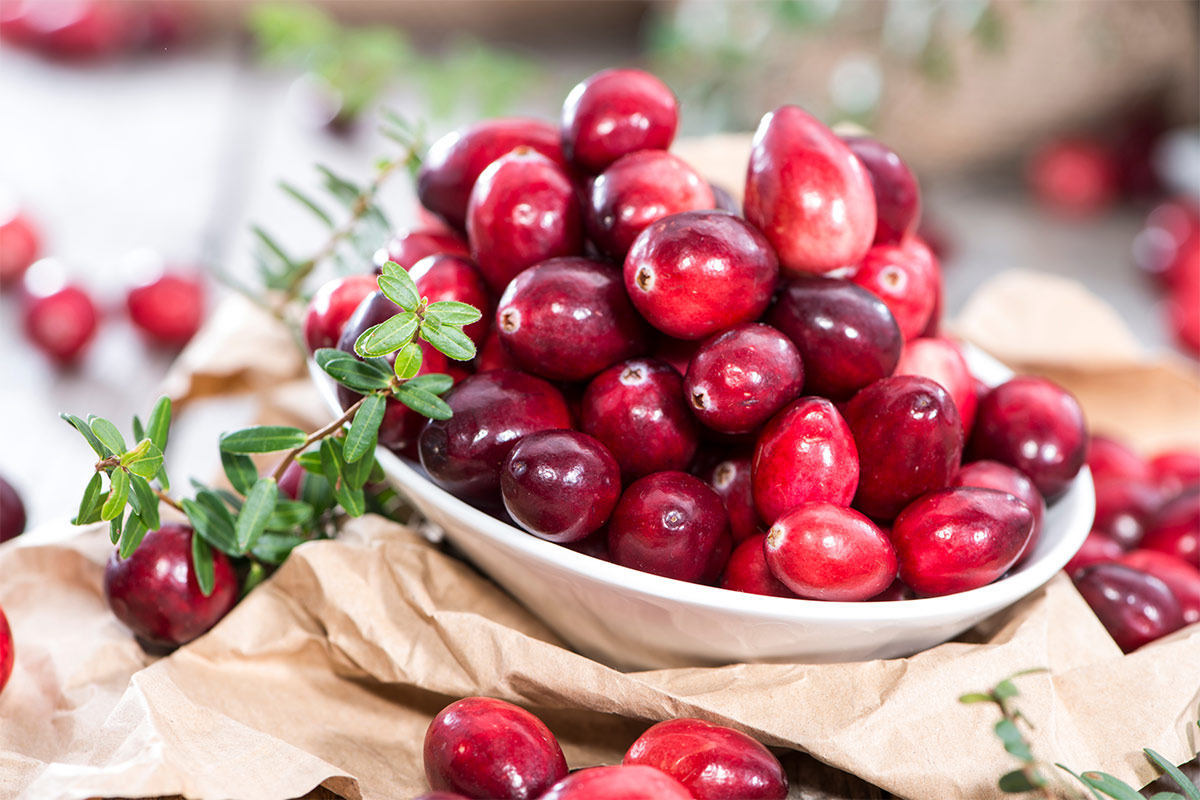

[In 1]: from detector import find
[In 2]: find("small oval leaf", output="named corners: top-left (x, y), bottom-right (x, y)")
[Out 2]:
top-left (220, 426), bottom-right (308, 454)
top-left (90, 418), bottom-right (127, 457)
top-left (392, 341), bottom-right (423, 380)
top-left (426, 300), bottom-right (483, 325)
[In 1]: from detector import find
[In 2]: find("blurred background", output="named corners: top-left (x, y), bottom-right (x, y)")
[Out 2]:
top-left (1, 0), bottom-right (1198, 533)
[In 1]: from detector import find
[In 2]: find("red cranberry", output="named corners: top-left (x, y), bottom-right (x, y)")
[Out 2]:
top-left (710, 183), bottom-right (740, 215)
top-left (1133, 198), bottom-right (1199, 286)
top-left (744, 105), bottom-right (876, 276)
top-left (303, 274), bottom-right (378, 353)
top-left (0, 475), bottom-right (26, 542)
top-left (894, 337), bottom-right (977, 434)
top-left (496, 257), bottom-right (647, 381)
top-left (467, 148), bottom-right (583, 293)
top-left (126, 272), bottom-right (206, 348)
top-left (842, 136), bottom-right (921, 245)
top-left (892, 488), bottom-right (1034, 597)
top-left (608, 471), bottom-right (728, 582)
top-left (103, 524), bottom-right (238, 647)
top-left (624, 717), bottom-right (788, 800)
top-left (541, 766), bottom-right (692, 800)
top-left (1092, 478), bottom-right (1162, 550)
top-left (701, 529), bottom-right (733, 585)
top-left (588, 151), bottom-right (715, 260)
top-left (419, 370), bottom-right (571, 503)
top-left (1027, 137), bottom-right (1119, 218)
top-left (721, 534), bottom-right (796, 597)
top-left (869, 578), bottom-right (915, 601)
top-left (423, 697), bottom-right (568, 800)
top-left (952, 460), bottom-right (1045, 566)
top-left (1073, 563), bottom-right (1185, 652)
top-left (968, 376), bottom-right (1087, 501)
top-left (560, 68), bottom-right (678, 174)
top-left (1087, 435), bottom-right (1152, 484)
top-left (2, 0), bottom-right (132, 59)
top-left (765, 277), bottom-right (902, 400)
top-left (845, 376), bottom-right (963, 521)
top-left (417, 118), bottom-right (565, 231)
top-left (581, 359), bottom-right (699, 481)
top-left (377, 228), bottom-right (470, 270)
top-left (474, 327), bottom-right (520, 373)
top-left (752, 397), bottom-right (859, 525)
top-left (1167, 262), bottom-right (1199, 357)
top-left (0, 604), bottom-right (11, 695)
top-left (23, 282), bottom-right (99, 364)
top-left (702, 454), bottom-right (758, 544)
top-left (684, 324), bottom-right (803, 435)
top-left (0, 210), bottom-right (39, 286)
top-left (920, 268), bottom-right (944, 338)
top-left (277, 461), bottom-right (305, 502)
top-left (850, 238), bottom-right (939, 341)
top-left (410, 254), bottom-right (492, 348)
top-left (1141, 488), bottom-right (1200, 566)
top-left (1149, 449), bottom-right (1200, 497)
top-left (1117, 549), bottom-right (1200, 625)
top-left (1064, 530), bottom-right (1124, 576)
top-left (624, 210), bottom-right (778, 340)
top-left (563, 526), bottom-right (611, 561)
top-left (765, 503), bottom-right (897, 601)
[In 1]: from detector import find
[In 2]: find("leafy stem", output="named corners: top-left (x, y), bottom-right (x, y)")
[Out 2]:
top-left (271, 392), bottom-right (370, 483)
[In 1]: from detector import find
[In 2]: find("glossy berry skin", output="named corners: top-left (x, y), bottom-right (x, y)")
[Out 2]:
top-left (765, 503), bottom-right (897, 601)
top-left (467, 149), bottom-right (582, 293)
top-left (1064, 530), bottom-right (1123, 576)
top-left (894, 337), bottom-right (977, 434)
top-left (624, 718), bottom-right (788, 800)
top-left (653, 335), bottom-right (701, 378)
top-left (1073, 564), bottom-right (1185, 652)
top-left (582, 359), bottom-right (699, 481)
top-left (103, 524), bottom-right (238, 647)
top-left (892, 488), bottom-right (1035, 597)
top-left (1150, 450), bottom-right (1200, 497)
top-left (0, 604), bottom-right (11, 695)
top-left (608, 471), bottom-right (728, 582)
top-left (701, 530), bottom-right (733, 585)
top-left (496, 257), bottom-right (647, 381)
top-left (24, 284), bottom-right (99, 364)
top-left (410, 254), bottom-right (491, 348)
top-left (417, 118), bottom-right (566, 231)
top-left (589, 150), bottom-right (716, 260)
top-left (721, 534), bottom-right (796, 597)
top-left (126, 272), bottom-right (206, 348)
top-left (1092, 478), bottom-right (1161, 550)
top-left (541, 766), bottom-right (692, 800)
top-left (303, 274), bottom-right (379, 353)
top-left (501, 430), bottom-right (621, 543)
top-left (968, 376), bottom-right (1087, 501)
top-left (952, 460), bottom-right (1046, 566)
top-left (1140, 488), bottom-right (1199, 566)
top-left (1028, 138), bottom-right (1118, 218)
top-left (277, 461), bottom-right (305, 502)
top-left (0, 211), bottom-right (39, 285)
top-left (845, 376), bottom-right (963, 521)
top-left (625, 210), bottom-right (778, 340)
top-left (1086, 435), bottom-right (1152, 485)
top-left (1118, 550), bottom-right (1200, 625)
top-left (685, 324), bottom-right (803, 435)
top-left (377, 228), bottom-right (470, 270)
top-left (766, 277), bottom-right (902, 400)
top-left (423, 697), bottom-right (568, 800)
top-left (744, 105), bottom-right (876, 276)
top-left (560, 68), bottom-right (678, 174)
top-left (702, 454), bottom-right (758, 544)
top-left (752, 397), bottom-right (859, 525)
top-left (842, 136), bottom-right (921, 245)
top-left (0, 475), bottom-right (26, 542)
top-left (850, 238), bottom-right (939, 341)
top-left (474, 328), bottom-right (520, 373)
top-left (419, 371), bottom-right (572, 503)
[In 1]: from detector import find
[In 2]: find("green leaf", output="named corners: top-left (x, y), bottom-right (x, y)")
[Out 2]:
top-left (319, 355), bottom-right (394, 392)
top-left (147, 396), bottom-right (171, 451)
top-left (220, 426), bottom-right (307, 454)
top-left (118, 514), bottom-right (149, 559)
top-left (296, 451), bottom-right (323, 473)
top-left (378, 260), bottom-right (419, 310)
top-left (61, 413), bottom-right (109, 456)
top-left (74, 473), bottom-right (104, 526)
top-left (333, 481), bottom-right (366, 517)
top-left (1057, 765), bottom-right (1126, 800)
top-left (156, 464), bottom-right (170, 492)
top-left (319, 437), bottom-right (343, 486)
top-left (316, 164), bottom-right (361, 207)
top-left (279, 181), bottom-right (334, 227)
top-left (300, 471), bottom-right (334, 514)
top-left (998, 770), bottom-right (1039, 793)
top-left (191, 534), bottom-right (215, 596)
top-left (252, 532), bottom-right (306, 565)
top-left (993, 679), bottom-right (1020, 701)
top-left (1144, 750), bottom-right (1200, 800)
top-left (252, 225), bottom-right (296, 270)
top-left (392, 341), bottom-right (423, 380)
top-left (266, 499), bottom-right (313, 531)
top-left (109, 512), bottom-right (123, 545)
top-left (394, 382), bottom-right (452, 420)
top-left (221, 450), bottom-right (259, 496)
top-left (131, 415), bottom-right (145, 443)
top-left (355, 312), bottom-right (418, 358)
top-left (1146, 793), bottom-right (1187, 800)
top-left (1077, 771), bottom-right (1147, 800)
top-left (344, 447), bottom-right (376, 490)
top-left (425, 300), bottom-right (482, 326)
top-left (405, 372), bottom-right (454, 395)
top-left (128, 474), bottom-right (160, 531)
top-left (344, 393), bottom-right (385, 464)
top-left (994, 719), bottom-right (1033, 763)
top-left (419, 318), bottom-right (475, 361)
top-left (90, 418), bottom-right (127, 458)
top-left (958, 693), bottom-right (995, 705)
top-left (124, 441), bottom-right (163, 479)
top-left (182, 496), bottom-right (240, 556)
top-left (241, 560), bottom-right (268, 598)
top-left (102, 469), bottom-right (130, 521)
top-left (235, 478), bottom-right (278, 551)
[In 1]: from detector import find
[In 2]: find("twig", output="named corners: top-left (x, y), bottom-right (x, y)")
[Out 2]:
top-left (270, 393), bottom-right (369, 482)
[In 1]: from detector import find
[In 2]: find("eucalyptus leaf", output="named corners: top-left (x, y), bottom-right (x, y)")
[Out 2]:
top-left (235, 478), bottom-right (278, 551)
top-left (191, 534), bottom-right (216, 596)
top-left (343, 393), bottom-right (385, 464)
top-left (129, 474), bottom-right (161, 531)
top-left (425, 300), bottom-right (482, 325)
top-left (118, 514), bottom-right (149, 559)
top-left (405, 372), bottom-right (454, 396)
top-left (392, 341), bottom-right (423, 380)
top-left (252, 532), bottom-right (306, 564)
top-left (220, 426), bottom-right (308, 454)
top-left (147, 396), bottom-right (172, 451)
top-left (393, 382), bottom-right (452, 420)
top-left (419, 318), bottom-right (475, 361)
top-left (61, 413), bottom-right (109, 457)
top-left (102, 468), bottom-right (130, 521)
top-left (355, 312), bottom-right (418, 358)
top-left (74, 473), bottom-right (104, 526)
top-left (90, 418), bottom-right (127, 458)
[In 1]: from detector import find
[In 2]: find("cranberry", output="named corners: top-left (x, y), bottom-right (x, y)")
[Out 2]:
top-left (845, 376), bottom-right (963, 521)
top-left (0, 210), bottom-right (39, 286)
top-left (952, 460), bottom-right (1045, 566)
top-left (1117, 550), bottom-right (1200, 625)
top-left (624, 718), bottom-right (788, 800)
top-left (1092, 478), bottom-right (1162, 550)
top-left (624, 210), bottom-right (778, 340)
top-left (752, 397), bottom-right (859, 525)
top-left (764, 503), bottom-right (897, 601)
top-left (1064, 530), bottom-right (1124, 576)
top-left (126, 272), bottom-right (206, 348)
top-left (765, 277), bottom-right (902, 400)
top-left (23, 282), bottom-right (99, 364)
top-left (1140, 488), bottom-right (1200, 566)
top-left (744, 105), bottom-right (876, 275)
top-left (0, 604), bottom-right (11, 695)
top-left (710, 183), bottom-right (740, 215)
top-left (540, 766), bottom-right (692, 800)
top-left (0, 475), bottom-right (26, 542)
top-left (1134, 198), bottom-right (1200, 286)
top-left (721, 534), bottom-right (796, 597)
top-left (683, 324), bottom-right (802, 435)
top-left (701, 529), bottom-right (733, 585)
top-left (1028, 137), bottom-right (1119, 218)
top-left (892, 488), bottom-right (1034, 597)
top-left (869, 578), bottom-right (915, 601)
top-left (277, 461), bottom-right (305, 501)
top-left (103, 524), bottom-right (238, 647)
top-left (894, 337), bottom-right (977, 434)
top-left (968, 376), bottom-right (1087, 501)
top-left (702, 454), bottom-right (758, 544)
top-left (842, 136), bottom-right (921, 245)
top-left (608, 471), bottom-right (728, 582)
top-left (560, 68), bottom-right (678, 174)
top-left (419, 370), bottom-right (571, 504)
top-left (1073, 564), bottom-right (1185, 652)
top-left (581, 359), bottom-right (699, 481)
top-left (303, 274), bottom-right (378, 353)
top-left (467, 148), bottom-right (583, 293)
top-left (423, 697), bottom-right (568, 800)
top-left (410, 254), bottom-right (492, 348)
top-left (588, 151), bottom-right (716, 260)
top-left (850, 238), bottom-right (939, 341)
top-left (1149, 449), bottom-right (1200, 496)
top-left (1087, 435), bottom-right (1152, 484)
top-left (496, 257), bottom-right (647, 381)
top-left (921, 270), bottom-right (944, 338)
top-left (417, 118), bottom-right (565, 231)
top-left (377, 228), bottom-right (470, 270)
top-left (1167, 263), bottom-right (1200, 357)
top-left (2, 0), bottom-right (132, 59)
top-left (474, 328), bottom-right (520, 373)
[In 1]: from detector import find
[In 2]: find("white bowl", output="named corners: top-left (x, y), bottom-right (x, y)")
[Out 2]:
top-left (311, 346), bottom-right (1094, 670)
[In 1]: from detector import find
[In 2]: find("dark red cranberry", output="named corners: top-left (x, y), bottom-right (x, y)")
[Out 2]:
top-left (474, 327), bottom-right (520, 373)
top-left (845, 376), bottom-right (963, 521)
top-left (765, 503), bottom-right (897, 601)
top-left (0, 475), bottom-right (26, 542)
top-left (702, 454), bottom-right (758, 544)
top-left (721, 534), bottom-right (796, 597)
top-left (1064, 530), bottom-right (1123, 576)
top-left (1092, 478), bottom-right (1162, 549)
top-left (710, 183), bottom-right (740, 215)
top-left (1149, 449), bottom-right (1200, 497)
top-left (417, 118), bottom-right (565, 231)
top-left (541, 766), bottom-right (691, 800)
top-left (2, 0), bottom-right (132, 59)
top-left (103, 524), bottom-right (238, 647)
top-left (624, 210), bottom-right (778, 340)
top-left (892, 488), bottom-right (1034, 597)
top-left (0, 604), bottom-right (11, 695)
top-left (744, 105), bottom-right (876, 276)
top-left (894, 337), bottom-right (977, 434)
top-left (850, 238), bottom-right (939, 341)
top-left (1117, 550), bottom-right (1200, 625)
top-left (701, 529), bottom-right (733, 585)
top-left (952, 460), bottom-right (1045, 566)
top-left (0, 210), bottom-right (39, 286)
top-left (419, 371), bottom-right (572, 503)
top-left (765, 277), bottom-right (902, 400)
top-left (467, 148), bottom-right (583, 293)
top-left (1087, 435), bottom-right (1152, 484)
top-left (684, 324), bottom-right (803, 435)
top-left (624, 718), bottom-right (788, 800)
top-left (1028, 137), bottom-right (1119, 218)
top-left (842, 136), bottom-right (921, 245)
top-left (303, 274), bottom-right (378, 353)
top-left (1073, 563), bottom-right (1185, 652)
top-left (581, 359), bottom-right (699, 481)
top-left (277, 461), bottom-right (305, 502)
top-left (560, 68), bottom-right (678, 174)
top-left (869, 578), bottom-right (915, 601)
top-left (968, 376), bottom-right (1087, 501)
top-left (423, 697), bottom-right (568, 800)
top-left (23, 282), bottom-right (99, 364)
top-left (410, 254), bottom-right (491, 348)
top-left (1140, 488), bottom-right (1199, 566)
top-left (496, 257), bottom-right (647, 381)
top-left (608, 471), bottom-right (728, 582)
top-left (376, 228), bottom-right (470, 270)
top-left (126, 271), bottom-right (206, 348)
top-left (563, 526), bottom-right (611, 561)
top-left (588, 151), bottom-right (715, 260)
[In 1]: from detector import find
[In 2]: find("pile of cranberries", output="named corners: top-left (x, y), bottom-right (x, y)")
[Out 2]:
top-left (419, 696), bottom-right (787, 800)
